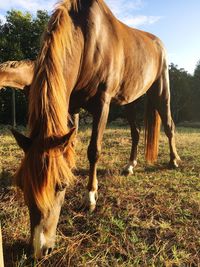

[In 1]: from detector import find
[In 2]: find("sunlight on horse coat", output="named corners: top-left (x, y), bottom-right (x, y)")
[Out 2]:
top-left (9, 0), bottom-right (180, 259)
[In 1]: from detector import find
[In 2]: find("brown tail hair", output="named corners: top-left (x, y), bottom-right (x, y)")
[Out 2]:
top-left (145, 96), bottom-right (161, 163)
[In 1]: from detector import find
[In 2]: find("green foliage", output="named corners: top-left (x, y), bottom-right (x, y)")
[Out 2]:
top-left (0, 88), bottom-right (12, 124)
top-left (192, 61), bottom-right (200, 121)
top-left (169, 62), bottom-right (200, 123)
top-left (0, 10), bottom-right (49, 125)
top-left (169, 64), bottom-right (192, 123)
top-left (0, 9), bottom-right (49, 61)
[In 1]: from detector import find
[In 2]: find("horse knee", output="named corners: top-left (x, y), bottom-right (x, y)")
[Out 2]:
top-left (133, 129), bottom-right (140, 143)
top-left (87, 145), bottom-right (101, 164)
top-left (164, 120), bottom-right (175, 138)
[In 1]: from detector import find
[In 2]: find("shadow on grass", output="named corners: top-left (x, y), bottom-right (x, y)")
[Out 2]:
top-left (0, 169), bottom-right (13, 193)
top-left (74, 167), bottom-right (122, 178)
top-left (74, 164), bottom-right (179, 179)
top-left (144, 163), bottom-right (170, 172)
top-left (3, 240), bottom-right (33, 267)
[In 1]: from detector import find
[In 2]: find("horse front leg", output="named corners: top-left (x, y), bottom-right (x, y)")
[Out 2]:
top-left (72, 113), bottom-right (79, 134)
top-left (86, 93), bottom-right (110, 212)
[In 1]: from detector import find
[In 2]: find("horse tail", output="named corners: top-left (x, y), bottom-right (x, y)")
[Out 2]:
top-left (144, 92), bottom-right (161, 163)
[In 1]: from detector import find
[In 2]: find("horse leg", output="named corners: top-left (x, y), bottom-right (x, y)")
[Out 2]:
top-left (123, 102), bottom-right (140, 175)
top-left (86, 93), bottom-right (111, 212)
top-left (152, 70), bottom-right (180, 168)
top-left (72, 113), bottom-right (79, 134)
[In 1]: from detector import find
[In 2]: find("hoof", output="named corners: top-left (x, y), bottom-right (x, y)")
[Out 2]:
top-left (81, 191), bottom-right (98, 212)
top-left (168, 160), bottom-right (179, 169)
top-left (122, 161), bottom-right (137, 176)
top-left (122, 168), bottom-right (133, 176)
top-left (88, 191), bottom-right (98, 212)
top-left (89, 204), bottom-right (96, 213)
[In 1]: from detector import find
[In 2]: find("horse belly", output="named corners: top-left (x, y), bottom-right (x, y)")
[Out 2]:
top-left (112, 74), bottom-right (155, 105)
top-left (112, 53), bottom-right (160, 105)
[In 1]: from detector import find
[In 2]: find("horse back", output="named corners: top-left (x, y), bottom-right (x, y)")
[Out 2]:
top-left (73, 1), bottom-right (167, 107)
top-left (113, 24), bottom-right (166, 104)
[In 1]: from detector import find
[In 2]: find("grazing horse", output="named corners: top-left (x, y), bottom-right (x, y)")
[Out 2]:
top-left (9, 0), bottom-right (180, 258)
top-left (1, 59), bottom-right (179, 170)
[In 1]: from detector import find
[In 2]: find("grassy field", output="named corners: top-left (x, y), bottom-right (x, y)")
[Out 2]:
top-left (0, 123), bottom-right (200, 267)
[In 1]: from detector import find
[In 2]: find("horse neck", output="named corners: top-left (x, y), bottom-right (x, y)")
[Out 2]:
top-left (28, 75), bottom-right (70, 139)
top-left (0, 61), bottom-right (34, 89)
top-left (28, 43), bottom-right (84, 139)
top-left (29, 1), bottom-right (89, 139)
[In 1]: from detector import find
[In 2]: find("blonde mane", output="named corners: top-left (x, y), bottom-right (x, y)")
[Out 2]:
top-left (29, 0), bottom-right (75, 137)
top-left (15, 0), bottom-right (77, 213)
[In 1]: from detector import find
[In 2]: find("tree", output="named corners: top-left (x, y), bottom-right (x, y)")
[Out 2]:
top-left (169, 64), bottom-right (193, 123)
top-left (0, 10), bottom-right (49, 125)
top-left (192, 61), bottom-right (200, 121)
top-left (0, 10), bottom-right (49, 61)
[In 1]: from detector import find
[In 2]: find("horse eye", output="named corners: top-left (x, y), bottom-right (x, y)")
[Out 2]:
top-left (55, 183), bottom-right (67, 192)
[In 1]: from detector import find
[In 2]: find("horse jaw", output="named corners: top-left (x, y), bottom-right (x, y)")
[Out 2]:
top-left (31, 189), bottom-right (66, 259)
top-left (33, 224), bottom-right (48, 259)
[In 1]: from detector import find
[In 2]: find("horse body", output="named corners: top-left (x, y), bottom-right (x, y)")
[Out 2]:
top-left (8, 0), bottom-right (180, 258)
top-left (70, 1), bottom-right (164, 109)
top-left (68, 1), bottom-right (179, 211)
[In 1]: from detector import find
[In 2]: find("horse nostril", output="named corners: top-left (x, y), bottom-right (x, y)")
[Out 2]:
top-left (48, 247), bottom-right (53, 254)
top-left (42, 247), bottom-right (53, 256)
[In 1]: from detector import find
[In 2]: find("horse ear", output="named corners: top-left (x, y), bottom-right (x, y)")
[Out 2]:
top-left (46, 127), bottom-right (76, 150)
top-left (11, 128), bottom-right (32, 153)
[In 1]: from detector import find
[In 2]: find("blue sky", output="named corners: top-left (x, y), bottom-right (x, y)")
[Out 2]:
top-left (0, 0), bottom-right (199, 74)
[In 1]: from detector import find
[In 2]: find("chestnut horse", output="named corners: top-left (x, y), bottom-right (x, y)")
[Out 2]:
top-left (8, 0), bottom-right (180, 258)
top-left (0, 59), bottom-right (179, 171)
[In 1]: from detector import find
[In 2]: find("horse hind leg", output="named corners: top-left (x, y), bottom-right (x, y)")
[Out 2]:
top-left (151, 69), bottom-right (180, 168)
top-left (123, 102), bottom-right (140, 175)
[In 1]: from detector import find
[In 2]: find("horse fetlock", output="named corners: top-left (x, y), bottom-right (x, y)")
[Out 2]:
top-left (88, 191), bottom-right (98, 212)
top-left (123, 161), bottom-right (137, 175)
top-left (82, 190), bottom-right (98, 212)
top-left (89, 191), bottom-right (98, 212)
top-left (89, 190), bottom-right (98, 205)
top-left (168, 159), bottom-right (179, 169)
top-left (87, 146), bottom-right (101, 163)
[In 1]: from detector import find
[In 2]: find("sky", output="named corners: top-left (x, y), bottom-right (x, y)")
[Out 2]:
top-left (0, 0), bottom-right (199, 74)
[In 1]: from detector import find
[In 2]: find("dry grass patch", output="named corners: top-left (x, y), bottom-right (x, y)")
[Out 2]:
top-left (0, 124), bottom-right (200, 266)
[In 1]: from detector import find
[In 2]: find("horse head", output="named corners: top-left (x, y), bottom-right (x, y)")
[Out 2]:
top-left (11, 128), bottom-right (76, 259)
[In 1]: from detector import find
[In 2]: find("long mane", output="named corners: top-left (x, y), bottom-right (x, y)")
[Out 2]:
top-left (15, 0), bottom-right (78, 213)
top-left (29, 0), bottom-right (76, 137)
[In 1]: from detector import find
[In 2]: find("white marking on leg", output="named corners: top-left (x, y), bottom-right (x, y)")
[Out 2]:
top-left (89, 191), bottom-right (97, 206)
top-left (132, 160), bottom-right (137, 168)
top-left (127, 165), bottom-right (134, 174)
top-left (33, 224), bottom-right (46, 259)
top-left (125, 161), bottom-right (137, 175)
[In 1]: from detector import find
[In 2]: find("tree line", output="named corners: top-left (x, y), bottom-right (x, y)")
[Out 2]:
top-left (0, 10), bottom-right (199, 125)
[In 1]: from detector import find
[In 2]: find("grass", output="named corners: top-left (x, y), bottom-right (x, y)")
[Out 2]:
top-left (0, 123), bottom-right (200, 266)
